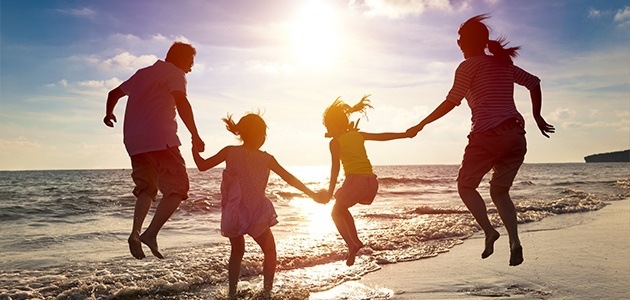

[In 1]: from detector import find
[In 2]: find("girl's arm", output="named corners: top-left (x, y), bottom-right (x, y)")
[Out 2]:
top-left (326, 138), bottom-right (341, 200)
top-left (268, 157), bottom-right (319, 201)
top-left (529, 83), bottom-right (555, 138)
top-left (192, 146), bottom-right (228, 171)
top-left (361, 131), bottom-right (413, 141)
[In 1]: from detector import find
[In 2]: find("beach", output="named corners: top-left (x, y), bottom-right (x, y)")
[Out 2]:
top-left (312, 198), bottom-right (630, 299)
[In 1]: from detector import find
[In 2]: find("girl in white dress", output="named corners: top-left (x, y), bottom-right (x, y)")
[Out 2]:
top-left (192, 113), bottom-right (325, 298)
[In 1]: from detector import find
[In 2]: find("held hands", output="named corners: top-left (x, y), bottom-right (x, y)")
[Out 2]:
top-left (534, 116), bottom-right (555, 138)
top-left (192, 136), bottom-right (205, 153)
top-left (405, 123), bottom-right (424, 138)
top-left (313, 189), bottom-right (331, 204)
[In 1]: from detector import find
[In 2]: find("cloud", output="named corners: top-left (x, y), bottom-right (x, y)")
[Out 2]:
top-left (549, 107), bottom-right (576, 122)
top-left (56, 7), bottom-right (97, 19)
top-left (587, 8), bottom-right (603, 19)
top-left (348, 0), bottom-right (467, 18)
top-left (614, 6), bottom-right (630, 27)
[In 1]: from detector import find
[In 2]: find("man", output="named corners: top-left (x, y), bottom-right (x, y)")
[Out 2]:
top-left (104, 42), bottom-right (205, 259)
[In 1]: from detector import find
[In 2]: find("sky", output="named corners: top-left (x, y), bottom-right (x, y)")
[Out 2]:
top-left (1, 0), bottom-right (629, 170)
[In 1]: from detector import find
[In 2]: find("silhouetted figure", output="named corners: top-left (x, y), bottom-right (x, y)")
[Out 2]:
top-left (192, 113), bottom-right (325, 299)
top-left (104, 42), bottom-right (205, 260)
top-left (407, 14), bottom-right (555, 266)
top-left (322, 95), bottom-right (413, 266)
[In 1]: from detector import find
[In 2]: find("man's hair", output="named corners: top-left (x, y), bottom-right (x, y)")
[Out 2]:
top-left (165, 42), bottom-right (196, 64)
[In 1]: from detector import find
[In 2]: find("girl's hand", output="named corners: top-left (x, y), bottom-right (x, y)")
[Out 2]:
top-left (314, 190), bottom-right (331, 204)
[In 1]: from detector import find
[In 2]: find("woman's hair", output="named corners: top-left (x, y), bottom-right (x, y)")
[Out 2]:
top-left (223, 113), bottom-right (267, 144)
top-left (458, 14), bottom-right (520, 64)
top-left (323, 95), bottom-right (373, 136)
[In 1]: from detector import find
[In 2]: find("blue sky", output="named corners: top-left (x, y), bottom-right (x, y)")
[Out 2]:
top-left (1, 0), bottom-right (629, 170)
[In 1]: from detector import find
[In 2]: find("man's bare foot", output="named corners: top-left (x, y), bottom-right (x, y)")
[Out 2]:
top-left (346, 241), bottom-right (364, 266)
top-left (140, 233), bottom-right (164, 259)
top-left (481, 230), bottom-right (500, 259)
top-left (509, 244), bottom-right (523, 266)
top-left (128, 235), bottom-right (146, 260)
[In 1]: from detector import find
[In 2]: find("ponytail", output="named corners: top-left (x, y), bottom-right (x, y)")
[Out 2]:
top-left (487, 37), bottom-right (520, 65)
top-left (222, 114), bottom-right (239, 136)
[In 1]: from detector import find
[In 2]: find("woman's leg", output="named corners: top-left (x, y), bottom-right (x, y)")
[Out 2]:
top-left (228, 236), bottom-right (245, 299)
top-left (458, 184), bottom-right (501, 258)
top-left (253, 229), bottom-right (277, 295)
top-left (490, 185), bottom-right (523, 266)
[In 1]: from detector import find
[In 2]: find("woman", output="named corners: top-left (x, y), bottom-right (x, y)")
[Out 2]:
top-left (407, 14), bottom-right (555, 266)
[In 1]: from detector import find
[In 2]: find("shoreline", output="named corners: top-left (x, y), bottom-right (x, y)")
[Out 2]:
top-left (312, 198), bottom-right (630, 299)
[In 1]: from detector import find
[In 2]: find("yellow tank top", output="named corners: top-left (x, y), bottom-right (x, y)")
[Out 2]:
top-left (337, 131), bottom-right (373, 175)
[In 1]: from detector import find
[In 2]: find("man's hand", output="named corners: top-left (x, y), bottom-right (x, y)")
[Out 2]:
top-left (103, 114), bottom-right (117, 127)
top-left (192, 136), bottom-right (205, 152)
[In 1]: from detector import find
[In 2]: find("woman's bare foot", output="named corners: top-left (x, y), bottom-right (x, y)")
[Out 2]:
top-left (140, 233), bottom-right (164, 259)
top-left (128, 234), bottom-right (146, 259)
top-left (481, 230), bottom-right (500, 259)
top-left (509, 244), bottom-right (523, 266)
top-left (346, 241), bottom-right (364, 266)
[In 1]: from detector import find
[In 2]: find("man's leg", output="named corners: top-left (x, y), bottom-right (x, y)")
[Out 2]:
top-left (140, 193), bottom-right (184, 259)
top-left (128, 191), bottom-right (153, 259)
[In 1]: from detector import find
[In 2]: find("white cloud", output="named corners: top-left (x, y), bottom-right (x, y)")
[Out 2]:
top-left (587, 8), bottom-right (603, 19)
top-left (549, 107), bottom-right (575, 122)
top-left (56, 7), bottom-right (97, 19)
top-left (614, 6), bottom-right (630, 27)
top-left (101, 52), bottom-right (158, 71)
top-left (348, 0), bottom-right (466, 18)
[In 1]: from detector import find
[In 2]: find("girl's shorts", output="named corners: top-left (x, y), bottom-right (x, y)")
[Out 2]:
top-left (334, 174), bottom-right (378, 207)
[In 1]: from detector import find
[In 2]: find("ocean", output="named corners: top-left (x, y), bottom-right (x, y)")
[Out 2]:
top-left (0, 163), bottom-right (628, 299)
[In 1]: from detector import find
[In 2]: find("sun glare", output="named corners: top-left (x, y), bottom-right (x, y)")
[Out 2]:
top-left (292, 1), bottom-right (340, 69)
top-left (288, 197), bottom-right (336, 236)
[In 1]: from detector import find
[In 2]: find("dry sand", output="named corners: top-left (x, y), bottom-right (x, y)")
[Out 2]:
top-left (311, 198), bottom-right (629, 299)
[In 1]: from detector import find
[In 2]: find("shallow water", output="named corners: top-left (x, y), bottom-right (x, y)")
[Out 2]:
top-left (0, 163), bottom-right (628, 299)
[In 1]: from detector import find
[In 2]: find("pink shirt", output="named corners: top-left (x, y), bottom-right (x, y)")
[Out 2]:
top-left (445, 55), bottom-right (540, 133)
top-left (119, 60), bottom-right (186, 156)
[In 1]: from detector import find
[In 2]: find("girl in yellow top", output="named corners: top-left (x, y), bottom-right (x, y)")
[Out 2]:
top-left (322, 95), bottom-right (412, 266)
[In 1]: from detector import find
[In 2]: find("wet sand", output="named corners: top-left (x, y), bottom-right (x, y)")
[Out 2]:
top-left (312, 198), bottom-right (630, 299)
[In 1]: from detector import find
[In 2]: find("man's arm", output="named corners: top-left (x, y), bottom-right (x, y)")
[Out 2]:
top-left (361, 132), bottom-right (413, 141)
top-left (103, 87), bottom-right (126, 127)
top-left (172, 91), bottom-right (205, 152)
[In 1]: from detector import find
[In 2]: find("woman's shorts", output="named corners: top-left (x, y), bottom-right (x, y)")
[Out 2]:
top-left (457, 118), bottom-right (527, 189)
top-left (334, 174), bottom-right (378, 207)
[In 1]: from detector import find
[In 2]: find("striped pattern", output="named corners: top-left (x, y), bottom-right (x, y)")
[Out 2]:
top-left (445, 55), bottom-right (540, 133)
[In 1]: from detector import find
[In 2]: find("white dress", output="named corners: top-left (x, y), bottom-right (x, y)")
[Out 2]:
top-left (220, 146), bottom-right (278, 238)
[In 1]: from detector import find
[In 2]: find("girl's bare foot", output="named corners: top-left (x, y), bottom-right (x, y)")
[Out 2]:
top-left (346, 241), bottom-right (364, 266)
top-left (140, 233), bottom-right (164, 259)
top-left (509, 244), bottom-right (523, 266)
top-left (128, 234), bottom-right (146, 259)
top-left (481, 230), bottom-right (500, 259)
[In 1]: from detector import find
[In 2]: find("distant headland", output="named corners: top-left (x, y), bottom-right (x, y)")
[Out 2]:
top-left (584, 149), bottom-right (630, 163)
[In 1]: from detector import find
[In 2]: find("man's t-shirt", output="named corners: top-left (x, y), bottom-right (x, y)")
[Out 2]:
top-left (119, 60), bottom-right (186, 156)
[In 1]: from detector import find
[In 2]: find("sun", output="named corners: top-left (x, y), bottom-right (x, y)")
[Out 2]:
top-left (292, 0), bottom-right (340, 69)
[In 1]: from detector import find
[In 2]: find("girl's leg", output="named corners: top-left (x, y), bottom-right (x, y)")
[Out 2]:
top-left (228, 236), bottom-right (245, 299)
top-left (490, 185), bottom-right (523, 266)
top-left (331, 204), bottom-right (363, 265)
top-left (457, 184), bottom-right (500, 259)
top-left (253, 229), bottom-right (277, 295)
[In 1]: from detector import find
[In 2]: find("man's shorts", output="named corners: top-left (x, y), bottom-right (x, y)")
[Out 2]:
top-left (334, 174), bottom-right (378, 207)
top-left (130, 147), bottom-right (189, 201)
top-left (457, 118), bottom-right (527, 190)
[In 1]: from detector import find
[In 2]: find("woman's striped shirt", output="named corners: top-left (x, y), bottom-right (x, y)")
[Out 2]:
top-left (445, 55), bottom-right (540, 133)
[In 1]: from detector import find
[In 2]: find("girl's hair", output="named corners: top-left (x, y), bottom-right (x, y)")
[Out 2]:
top-left (458, 14), bottom-right (520, 65)
top-left (222, 113), bottom-right (267, 144)
top-left (323, 95), bottom-right (373, 136)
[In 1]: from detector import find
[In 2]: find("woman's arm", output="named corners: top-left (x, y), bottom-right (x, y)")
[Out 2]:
top-left (406, 100), bottom-right (457, 135)
top-left (529, 83), bottom-right (555, 138)
top-left (326, 138), bottom-right (341, 200)
top-left (192, 146), bottom-right (228, 171)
